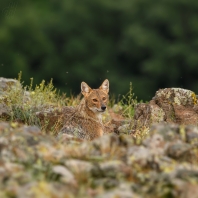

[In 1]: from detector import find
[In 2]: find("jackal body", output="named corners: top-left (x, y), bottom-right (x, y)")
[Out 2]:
top-left (60, 79), bottom-right (109, 140)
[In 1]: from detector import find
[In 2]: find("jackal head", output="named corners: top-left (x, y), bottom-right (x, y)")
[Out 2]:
top-left (81, 79), bottom-right (109, 113)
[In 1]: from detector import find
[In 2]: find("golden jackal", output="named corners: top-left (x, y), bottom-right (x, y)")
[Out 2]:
top-left (60, 79), bottom-right (109, 140)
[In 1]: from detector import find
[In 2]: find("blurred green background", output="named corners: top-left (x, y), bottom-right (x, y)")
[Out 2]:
top-left (1, 0), bottom-right (198, 101)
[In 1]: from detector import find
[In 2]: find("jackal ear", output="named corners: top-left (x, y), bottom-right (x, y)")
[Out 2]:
top-left (81, 82), bottom-right (92, 96)
top-left (100, 79), bottom-right (109, 93)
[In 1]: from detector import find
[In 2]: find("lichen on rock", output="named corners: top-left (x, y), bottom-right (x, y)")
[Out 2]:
top-left (155, 88), bottom-right (197, 106)
top-left (133, 88), bottom-right (198, 132)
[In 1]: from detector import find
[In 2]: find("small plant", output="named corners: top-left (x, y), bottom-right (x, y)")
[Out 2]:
top-left (1, 72), bottom-right (72, 130)
top-left (133, 125), bottom-right (150, 144)
top-left (119, 82), bottom-right (138, 118)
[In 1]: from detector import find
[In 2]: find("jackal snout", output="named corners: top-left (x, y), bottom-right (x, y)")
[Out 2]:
top-left (101, 104), bottom-right (106, 111)
top-left (94, 102), bottom-right (107, 112)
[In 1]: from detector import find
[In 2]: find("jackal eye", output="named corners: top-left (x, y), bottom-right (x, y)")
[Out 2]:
top-left (102, 97), bottom-right (106, 100)
top-left (93, 99), bottom-right (98, 102)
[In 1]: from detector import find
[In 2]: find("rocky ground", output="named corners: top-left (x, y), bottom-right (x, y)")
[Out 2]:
top-left (0, 77), bottom-right (198, 198)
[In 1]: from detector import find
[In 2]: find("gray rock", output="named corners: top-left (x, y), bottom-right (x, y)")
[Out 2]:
top-left (92, 134), bottom-right (122, 155)
top-left (0, 103), bottom-right (11, 118)
top-left (143, 133), bottom-right (166, 155)
top-left (127, 146), bottom-right (152, 167)
top-left (0, 77), bottom-right (21, 92)
top-left (22, 125), bottom-right (41, 134)
top-left (65, 159), bottom-right (93, 174)
top-left (92, 160), bottom-right (125, 179)
top-left (96, 183), bottom-right (140, 198)
top-left (185, 125), bottom-right (198, 143)
top-left (52, 165), bottom-right (76, 184)
top-left (118, 124), bottom-right (131, 134)
top-left (166, 142), bottom-right (193, 160)
top-left (0, 121), bottom-right (10, 131)
top-left (149, 123), bottom-right (181, 141)
top-left (133, 88), bottom-right (198, 131)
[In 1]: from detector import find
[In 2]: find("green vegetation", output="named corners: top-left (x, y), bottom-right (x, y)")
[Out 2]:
top-left (119, 82), bottom-right (138, 118)
top-left (1, 0), bottom-right (198, 100)
top-left (0, 73), bottom-right (80, 133)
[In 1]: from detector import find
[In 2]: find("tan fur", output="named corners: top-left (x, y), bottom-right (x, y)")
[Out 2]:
top-left (60, 79), bottom-right (109, 140)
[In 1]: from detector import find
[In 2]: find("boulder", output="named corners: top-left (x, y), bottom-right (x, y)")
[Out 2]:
top-left (0, 103), bottom-right (11, 118)
top-left (0, 77), bottom-right (21, 93)
top-left (133, 88), bottom-right (198, 131)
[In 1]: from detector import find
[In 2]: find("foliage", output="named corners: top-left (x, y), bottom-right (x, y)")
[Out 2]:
top-left (1, 0), bottom-right (198, 100)
top-left (0, 72), bottom-right (78, 130)
top-left (119, 82), bottom-right (138, 118)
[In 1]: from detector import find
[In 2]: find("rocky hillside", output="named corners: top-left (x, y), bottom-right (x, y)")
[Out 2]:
top-left (0, 77), bottom-right (198, 198)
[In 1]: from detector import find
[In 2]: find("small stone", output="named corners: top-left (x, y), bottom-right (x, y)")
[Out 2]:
top-left (65, 159), bottom-right (93, 174)
top-left (96, 183), bottom-right (140, 198)
top-left (166, 142), bottom-right (192, 160)
top-left (118, 124), bottom-right (131, 134)
top-left (0, 77), bottom-right (21, 92)
top-left (53, 165), bottom-right (76, 184)
top-left (127, 146), bottom-right (151, 167)
top-left (0, 103), bottom-right (11, 118)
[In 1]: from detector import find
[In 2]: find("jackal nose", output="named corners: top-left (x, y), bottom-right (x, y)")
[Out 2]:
top-left (101, 105), bottom-right (106, 111)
